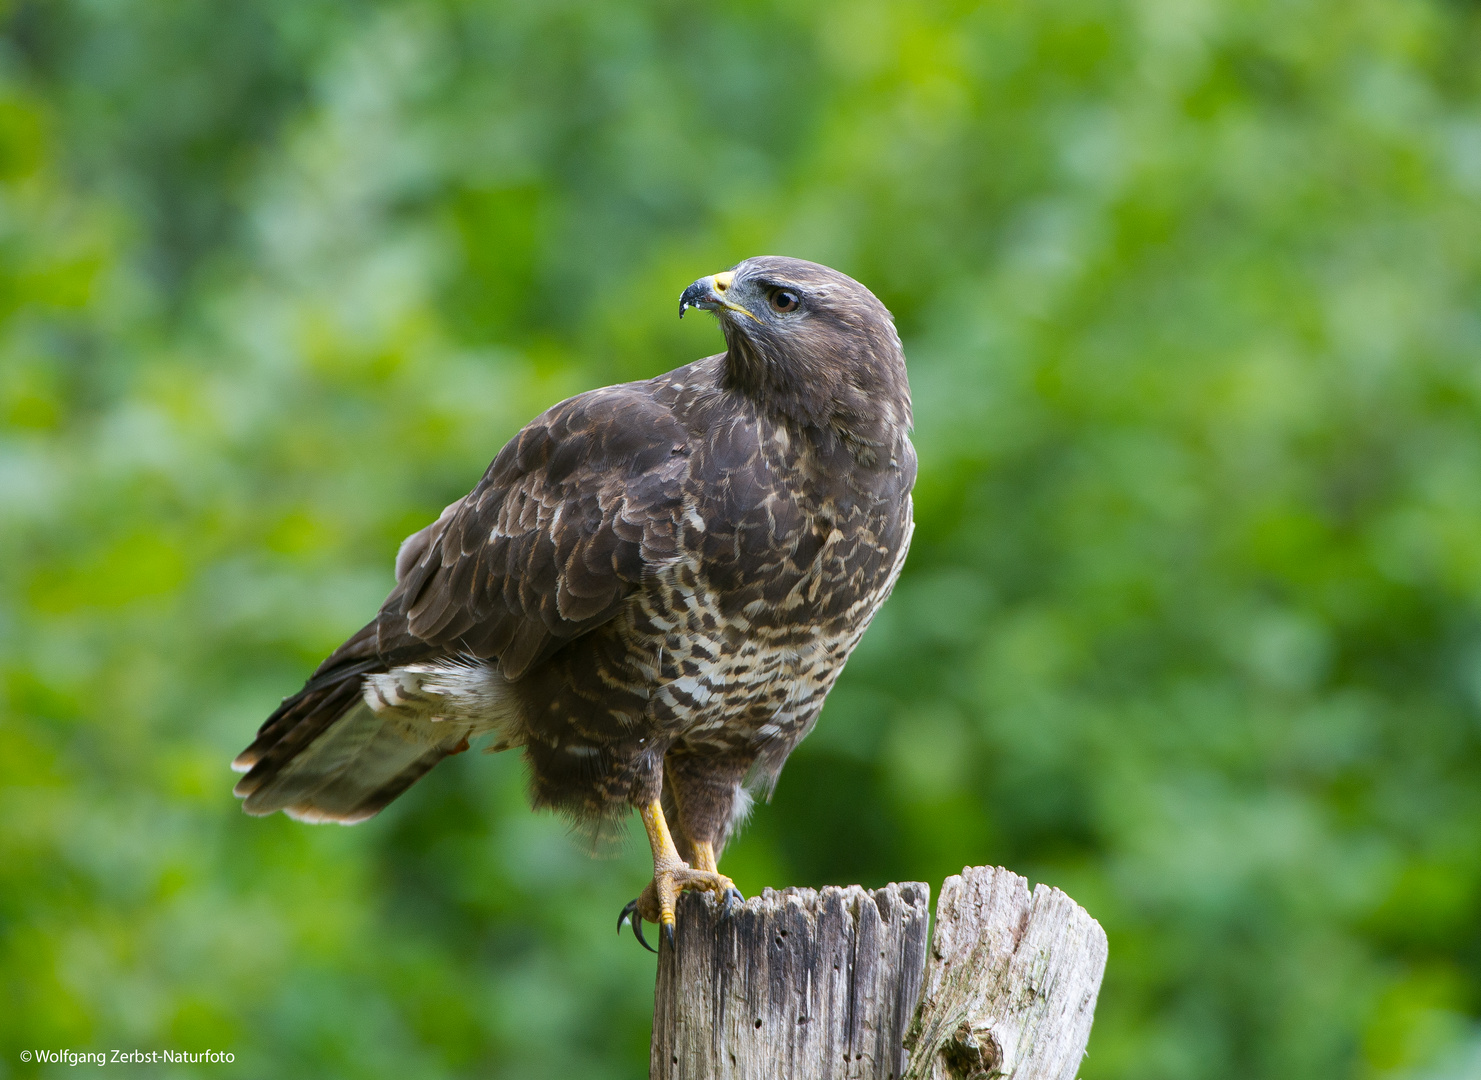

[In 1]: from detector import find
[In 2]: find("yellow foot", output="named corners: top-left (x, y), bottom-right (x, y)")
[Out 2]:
top-left (616, 799), bottom-right (744, 951)
top-left (618, 867), bottom-right (743, 952)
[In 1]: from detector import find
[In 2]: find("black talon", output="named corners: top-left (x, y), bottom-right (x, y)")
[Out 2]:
top-left (618, 899), bottom-right (657, 953)
top-left (663, 920), bottom-right (676, 951)
top-left (633, 916), bottom-right (656, 953)
top-left (720, 886), bottom-right (744, 920)
top-left (617, 898), bottom-right (638, 933)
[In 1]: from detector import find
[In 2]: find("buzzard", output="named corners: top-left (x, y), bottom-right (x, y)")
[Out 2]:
top-left (232, 256), bottom-right (916, 947)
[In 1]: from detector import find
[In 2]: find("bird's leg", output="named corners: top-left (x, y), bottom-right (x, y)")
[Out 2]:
top-left (689, 839), bottom-right (718, 873)
top-left (682, 837), bottom-right (743, 917)
top-left (618, 799), bottom-right (740, 950)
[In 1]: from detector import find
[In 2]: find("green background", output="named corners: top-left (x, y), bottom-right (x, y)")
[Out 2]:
top-left (5, 0), bottom-right (1481, 1076)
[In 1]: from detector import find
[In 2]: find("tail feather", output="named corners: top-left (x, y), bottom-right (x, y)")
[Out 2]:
top-left (233, 672), bottom-right (474, 826)
top-left (285, 732), bottom-right (450, 823)
top-left (233, 622), bottom-right (383, 776)
top-left (235, 628), bottom-right (514, 824)
top-left (232, 674), bottom-right (365, 777)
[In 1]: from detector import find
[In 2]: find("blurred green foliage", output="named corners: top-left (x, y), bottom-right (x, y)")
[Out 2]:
top-left (4, 0), bottom-right (1481, 1076)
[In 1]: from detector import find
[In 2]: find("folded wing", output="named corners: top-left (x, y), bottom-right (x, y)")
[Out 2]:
top-left (233, 382), bottom-right (695, 822)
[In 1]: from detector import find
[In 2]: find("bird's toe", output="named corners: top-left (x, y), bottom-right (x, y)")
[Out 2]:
top-left (720, 885), bottom-right (744, 920)
top-left (617, 897), bottom-right (657, 953)
top-left (623, 867), bottom-right (737, 951)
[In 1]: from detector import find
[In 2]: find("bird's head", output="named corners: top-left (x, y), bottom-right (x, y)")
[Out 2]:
top-left (680, 256), bottom-right (911, 433)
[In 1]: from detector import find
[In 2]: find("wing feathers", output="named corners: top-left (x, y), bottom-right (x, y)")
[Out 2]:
top-left (238, 378), bottom-right (703, 823)
top-left (376, 383), bottom-right (692, 681)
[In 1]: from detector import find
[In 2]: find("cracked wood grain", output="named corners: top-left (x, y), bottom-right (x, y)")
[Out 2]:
top-left (902, 867), bottom-right (1107, 1080)
top-left (649, 867), bottom-right (1105, 1080)
top-left (651, 882), bottom-right (931, 1080)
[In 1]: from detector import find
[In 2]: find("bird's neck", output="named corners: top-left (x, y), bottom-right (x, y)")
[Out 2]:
top-left (719, 330), bottom-right (912, 452)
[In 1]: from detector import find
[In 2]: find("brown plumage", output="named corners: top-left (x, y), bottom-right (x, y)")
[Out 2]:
top-left (232, 256), bottom-right (916, 937)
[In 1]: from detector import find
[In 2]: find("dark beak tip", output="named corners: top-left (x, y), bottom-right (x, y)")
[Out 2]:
top-left (679, 280), bottom-right (714, 320)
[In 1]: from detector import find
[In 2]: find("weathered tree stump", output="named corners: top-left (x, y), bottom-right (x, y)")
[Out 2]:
top-left (903, 867), bottom-right (1108, 1080)
top-left (650, 867), bottom-right (1107, 1080)
top-left (652, 882), bottom-right (932, 1079)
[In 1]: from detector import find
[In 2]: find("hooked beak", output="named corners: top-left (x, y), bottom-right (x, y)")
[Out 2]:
top-left (679, 270), bottom-right (757, 321)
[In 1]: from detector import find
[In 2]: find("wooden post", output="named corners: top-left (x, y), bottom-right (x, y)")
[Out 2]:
top-left (652, 883), bottom-right (932, 1079)
top-left (650, 867), bottom-right (1107, 1080)
top-left (903, 867), bottom-right (1108, 1080)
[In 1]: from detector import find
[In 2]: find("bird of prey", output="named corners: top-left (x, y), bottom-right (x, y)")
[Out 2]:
top-left (232, 256), bottom-right (916, 947)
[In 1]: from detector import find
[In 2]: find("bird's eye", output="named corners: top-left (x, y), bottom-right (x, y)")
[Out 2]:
top-left (770, 289), bottom-right (800, 313)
